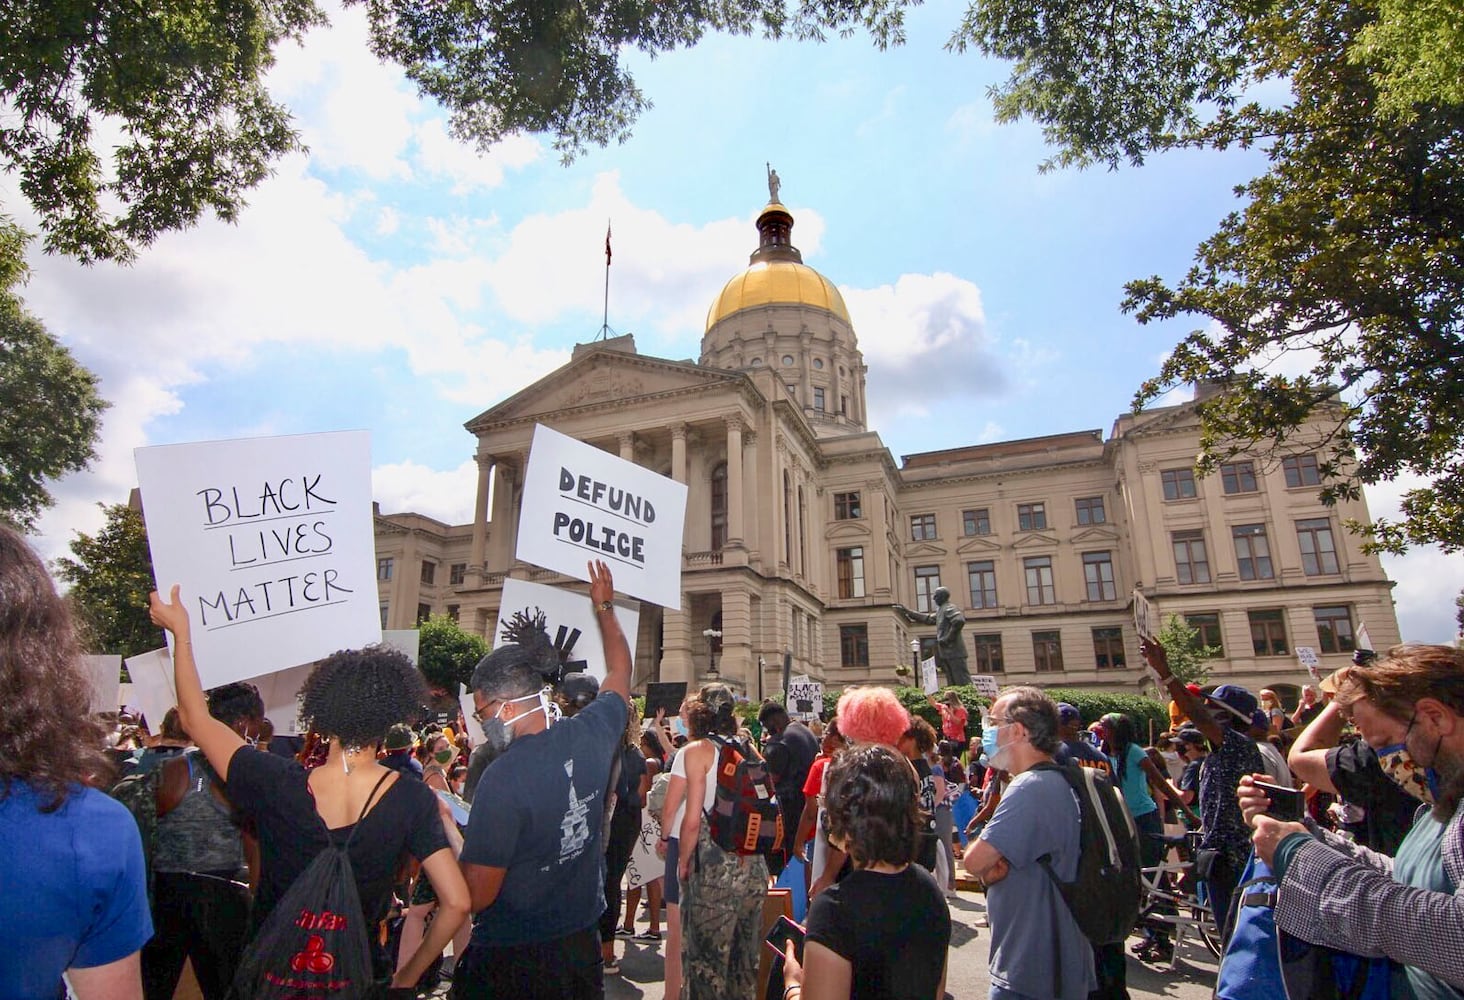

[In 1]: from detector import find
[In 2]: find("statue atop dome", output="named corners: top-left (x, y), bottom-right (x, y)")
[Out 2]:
top-left (766, 163), bottom-right (781, 204)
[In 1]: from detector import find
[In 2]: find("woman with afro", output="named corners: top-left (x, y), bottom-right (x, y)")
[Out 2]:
top-left (149, 585), bottom-right (470, 993)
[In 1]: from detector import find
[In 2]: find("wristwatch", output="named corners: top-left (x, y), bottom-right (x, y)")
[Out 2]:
top-left (597, 600), bottom-right (614, 613)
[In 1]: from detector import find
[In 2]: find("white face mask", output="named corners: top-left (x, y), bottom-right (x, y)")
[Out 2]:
top-left (483, 691), bottom-right (550, 751)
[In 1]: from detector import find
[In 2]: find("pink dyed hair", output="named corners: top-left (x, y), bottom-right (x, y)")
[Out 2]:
top-left (835, 687), bottom-right (911, 748)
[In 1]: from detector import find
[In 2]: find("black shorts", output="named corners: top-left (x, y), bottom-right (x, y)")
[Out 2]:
top-left (451, 925), bottom-right (602, 1000)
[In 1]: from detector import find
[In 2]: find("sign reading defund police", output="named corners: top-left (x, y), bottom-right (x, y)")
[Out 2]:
top-left (516, 424), bottom-right (688, 609)
top-left (134, 431), bottom-right (381, 689)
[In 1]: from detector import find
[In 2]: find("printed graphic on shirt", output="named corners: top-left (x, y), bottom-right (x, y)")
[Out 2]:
top-left (559, 758), bottom-right (592, 864)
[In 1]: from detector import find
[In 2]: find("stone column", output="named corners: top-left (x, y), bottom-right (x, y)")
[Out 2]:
top-left (486, 458), bottom-right (519, 570)
top-left (619, 432), bottom-right (636, 463)
top-left (723, 586), bottom-right (753, 687)
top-left (772, 438), bottom-right (788, 569)
top-left (660, 606), bottom-right (692, 683)
top-left (725, 415), bottom-right (745, 544)
top-left (670, 423), bottom-right (688, 484)
top-left (469, 453), bottom-right (491, 580)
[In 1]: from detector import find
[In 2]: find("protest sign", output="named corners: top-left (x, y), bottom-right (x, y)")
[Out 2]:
top-left (516, 424), bottom-right (688, 610)
top-left (1355, 621), bottom-right (1374, 653)
top-left (970, 675), bottom-right (1001, 699)
top-left (1296, 646), bottom-right (1322, 681)
top-left (645, 682), bottom-right (688, 719)
top-left (134, 430), bottom-right (381, 688)
top-left (81, 655), bottom-right (121, 715)
top-left (497, 577), bottom-right (640, 683)
top-left (460, 684), bottom-right (486, 744)
top-left (125, 648), bottom-right (176, 732)
top-left (921, 658), bottom-right (938, 695)
top-left (787, 675), bottom-right (823, 720)
top-left (1132, 590), bottom-right (1158, 639)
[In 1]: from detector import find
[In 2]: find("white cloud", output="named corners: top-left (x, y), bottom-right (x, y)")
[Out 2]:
top-left (373, 459), bottom-right (478, 525)
top-left (413, 120), bottom-right (542, 194)
top-left (1362, 475), bottom-right (1464, 644)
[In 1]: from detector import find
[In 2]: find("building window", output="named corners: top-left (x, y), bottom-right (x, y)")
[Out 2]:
top-left (813, 386), bottom-right (826, 411)
top-left (1297, 518), bottom-right (1340, 575)
top-left (379, 604), bottom-right (389, 628)
top-left (420, 561), bottom-right (436, 585)
top-left (1161, 468), bottom-right (1198, 500)
top-left (1017, 502), bottom-right (1047, 531)
top-left (1075, 496), bottom-right (1106, 525)
top-left (968, 561), bottom-right (998, 609)
top-left (1172, 530), bottom-right (1211, 584)
top-left (1023, 556), bottom-right (1056, 605)
top-left (1033, 631), bottom-right (1064, 672)
top-left (974, 634), bottom-right (1004, 672)
top-left (449, 563), bottom-right (466, 585)
top-left (1093, 627), bottom-right (1126, 670)
top-left (1185, 613), bottom-right (1224, 656)
top-left (836, 547), bottom-right (866, 599)
top-left (446, 604), bottom-right (460, 622)
top-left (1221, 461), bottom-right (1259, 494)
top-left (910, 513), bottom-right (937, 541)
top-left (914, 566), bottom-right (942, 612)
top-left (782, 355), bottom-right (795, 366)
top-left (1283, 454), bottom-right (1322, 488)
top-left (1249, 609), bottom-right (1289, 656)
top-left (962, 508), bottom-right (991, 536)
top-left (1082, 551), bottom-right (1116, 601)
top-left (840, 395), bottom-right (848, 415)
top-left (710, 463), bottom-right (727, 549)
top-left (834, 491), bottom-right (862, 520)
top-left (1314, 606), bottom-right (1357, 654)
top-left (839, 624), bottom-right (870, 668)
top-left (416, 602), bottom-right (432, 624)
top-left (786, 383), bottom-right (797, 398)
top-left (377, 557), bottom-right (393, 581)
top-left (1231, 524), bottom-right (1274, 580)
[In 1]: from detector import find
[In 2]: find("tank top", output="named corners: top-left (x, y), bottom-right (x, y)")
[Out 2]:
top-left (154, 751), bottom-right (245, 874)
top-left (669, 742), bottom-right (720, 831)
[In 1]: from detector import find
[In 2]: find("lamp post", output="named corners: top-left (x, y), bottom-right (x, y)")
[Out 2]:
top-left (757, 655), bottom-right (765, 703)
top-left (703, 628), bottom-right (722, 679)
top-left (910, 638), bottom-right (921, 677)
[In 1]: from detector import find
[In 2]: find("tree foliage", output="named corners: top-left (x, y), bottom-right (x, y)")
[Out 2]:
top-left (417, 613), bottom-right (489, 693)
top-left (54, 503), bottom-right (163, 657)
top-left (0, 253), bottom-right (108, 530)
top-left (957, 0), bottom-right (1464, 554)
top-left (1152, 614), bottom-right (1216, 688)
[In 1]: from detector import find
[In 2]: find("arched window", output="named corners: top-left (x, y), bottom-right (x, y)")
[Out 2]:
top-left (710, 463), bottom-right (727, 549)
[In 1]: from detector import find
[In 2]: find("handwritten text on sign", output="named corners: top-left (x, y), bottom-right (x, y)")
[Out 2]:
top-left (517, 424), bottom-right (688, 609)
top-left (135, 431), bottom-right (381, 688)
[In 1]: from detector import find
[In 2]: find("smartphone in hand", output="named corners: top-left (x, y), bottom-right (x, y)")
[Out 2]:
top-left (765, 915), bottom-right (806, 962)
top-left (1253, 780), bottom-right (1306, 822)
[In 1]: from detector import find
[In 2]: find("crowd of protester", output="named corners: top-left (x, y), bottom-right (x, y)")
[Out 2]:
top-left (3, 518), bottom-right (1462, 1000)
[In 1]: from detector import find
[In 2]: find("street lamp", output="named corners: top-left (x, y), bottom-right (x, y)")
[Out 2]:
top-left (910, 638), bottom-right (921, 676)
top-left (703, 628), bottom-right (723, 678)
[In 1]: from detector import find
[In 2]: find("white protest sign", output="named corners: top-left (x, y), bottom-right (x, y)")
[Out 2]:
top-left (1132, 589), bottom-right (1158, 639)
top-left (382, 629), bottom-right (421, 664)
top-left (459, 684), bottom-right (486, 744)
top-left (970, 675), bottom-right (1001, 699)
top-left (1296, 645), bottom-right (1322, 681)
top-left (787, 675), bottom-right (823, 720)
top-left (921, 658), bottom-right (939, 695)
top-left (81, 655), bottom-right (121, 715)
top-left (253, 662), bottom-right (315, 736)
top-left (135, 430), bottom-right (381, 688)
top-left (516, 424), bottom-right (688, 610)
top-left (124, 648), bottom-right (177, 732)
top-left (1355, 621), bottom-right (1374, 653)
top-left (497, 577), bottom-right (640, 684)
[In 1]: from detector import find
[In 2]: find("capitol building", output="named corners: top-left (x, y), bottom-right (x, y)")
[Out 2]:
top-left (373, 195), bottom-right (1399, 700)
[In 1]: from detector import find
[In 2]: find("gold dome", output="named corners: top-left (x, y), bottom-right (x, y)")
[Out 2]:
top-left (705, 259), bottom-right (850, 332)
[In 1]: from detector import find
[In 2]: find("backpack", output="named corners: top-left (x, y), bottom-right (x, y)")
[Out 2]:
top-left (109, 767), bottom-right (163, 906)
top-left (1215, 854), bottom-right (1394, 1000)
top-left (1032, 761), bottom-right (1143, 946)
top-left (228, 772), bottom-right (392, 1000)
top-left (705, 735), bottom-right (784, 857)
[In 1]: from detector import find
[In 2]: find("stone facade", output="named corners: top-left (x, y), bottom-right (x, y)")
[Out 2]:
top-left (374, 203), bottom-right (1398, 701)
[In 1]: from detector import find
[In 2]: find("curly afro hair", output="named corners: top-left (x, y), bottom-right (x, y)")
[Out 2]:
top-left (298, 645), bottom-right (429, 748)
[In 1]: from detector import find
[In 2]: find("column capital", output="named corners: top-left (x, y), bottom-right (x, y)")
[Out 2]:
top-left (670, 422), bottom-right (688, 442)
top-left (723, 413), bottom-right (746, 435)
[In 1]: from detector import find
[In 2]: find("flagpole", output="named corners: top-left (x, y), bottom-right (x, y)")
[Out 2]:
top-left (600, 219), bottom-right (611, 340)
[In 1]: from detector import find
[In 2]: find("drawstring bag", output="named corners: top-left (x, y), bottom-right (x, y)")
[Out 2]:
top-left (229, 772), bottom-right (392, 1000)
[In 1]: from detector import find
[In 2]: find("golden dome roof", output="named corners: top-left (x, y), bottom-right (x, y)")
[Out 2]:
top-left (705, 259), bottom-right (850, 332)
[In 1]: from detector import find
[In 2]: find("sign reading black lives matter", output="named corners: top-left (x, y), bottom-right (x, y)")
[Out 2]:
top-left (516, 424), bottom-right (689, 610)
top-left (134, 431), bottom-right (381, 689)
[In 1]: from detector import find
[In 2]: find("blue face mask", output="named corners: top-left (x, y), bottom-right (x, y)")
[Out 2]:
top-left (981, 724), bottom-right (1001, 760)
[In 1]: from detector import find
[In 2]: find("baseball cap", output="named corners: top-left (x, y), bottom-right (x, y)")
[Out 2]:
top-left (1056, 703), bottom-right (1081, 725)
top-left (1202, 684), bottom-right (1259, 723)
top-left (1174, 727), bottom-right (1208, 748)
top-left (560, 672), bottom-right (600, 708)
top-left (1250, 709), bottom-right (1270, 731)
top-left (383, 723), bottom-right (416, 751)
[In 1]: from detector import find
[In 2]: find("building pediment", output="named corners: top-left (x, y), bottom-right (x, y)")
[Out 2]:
top-left (955, 535), bottom-right (1002, 556)
top-left (1012, 532), bottom-right (1059, 550)
top-left (905, 541), bottom-right (948, 559)
top-left (465, 348), bottom-right (745, 433)
top-left (1072, 525), bottom-right (1121, 545)
top-left (825, 521), bottom-right (872, 542)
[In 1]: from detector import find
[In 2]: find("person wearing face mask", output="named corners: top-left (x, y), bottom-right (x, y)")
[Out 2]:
top-left (1141, 638), bottom-right (1264, 943)
top-left (1240, 644), bottom-right (1464, 999)
top-left (141, 683), bottom-right (267, 1000)
top-left (455, 560), bottom-right (632, 999)
top-left (396, 732), bottom-right (474, 983)
top-left (961, 686), bottom-right (1096, 1000)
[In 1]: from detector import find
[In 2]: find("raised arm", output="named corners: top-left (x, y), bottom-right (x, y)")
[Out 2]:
top-left (1141, 638), bottom-right (1223, 746)
top-left (148, 586), bottom-right (245, 781)
top-left (1140, 755), bottom-right (1200, 825)
top-left (1287, 701), bottom-right (1347, 795)
top-left (588, 560), bottom-right (631, 702)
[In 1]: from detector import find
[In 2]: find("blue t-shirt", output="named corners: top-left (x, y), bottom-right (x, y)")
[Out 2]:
top-left (0, 782), bottom-right (153, 998)
top-left (462, 691), bottom-right (628, 946)
top-left (1109, 742), bottom-right (1158, 819)
top-left (980, 767), bottom-right (1097, 1000)
top-left (1392, 809), bottom-right (1463, 1000)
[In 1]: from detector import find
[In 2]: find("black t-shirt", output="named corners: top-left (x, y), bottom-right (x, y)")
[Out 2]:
top-left (1326, 740), bottom-right (1419, 855)
top-left (225, 747), bottom-right (448, 927)
top-left (766, 722), bottom-right (819, 803)
top-left (613, 745), bottom-right (647, 826)
top-left (1179, 758), bottom-right (1204, 794)
top-left (807, 865), bottom-right (951, 1000)
top-left (912, 757), bottom-right (939, 870)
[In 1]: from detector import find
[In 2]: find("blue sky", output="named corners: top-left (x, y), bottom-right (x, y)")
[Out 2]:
top-left (11, 0), bottom-right (1460, 641)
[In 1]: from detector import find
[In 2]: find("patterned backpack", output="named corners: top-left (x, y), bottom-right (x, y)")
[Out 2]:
top-left (705, 735), bottom-right (784, 856)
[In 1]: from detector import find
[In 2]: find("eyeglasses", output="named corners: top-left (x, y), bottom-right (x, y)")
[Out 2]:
top-left (472, 700), bottom-right (499, 724)
top-left (986, 715), bottom-right (1014, 726)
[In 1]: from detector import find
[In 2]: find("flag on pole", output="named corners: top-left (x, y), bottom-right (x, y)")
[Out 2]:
top-left (605, 221), bottom-right (612, 265)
